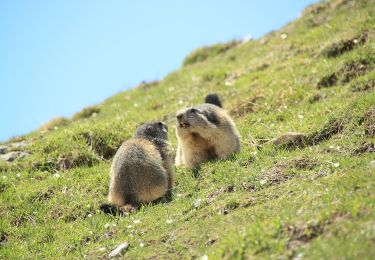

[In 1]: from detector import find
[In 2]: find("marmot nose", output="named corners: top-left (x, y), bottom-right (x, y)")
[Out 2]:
top-left (176, 114), bottom-right (183, 121)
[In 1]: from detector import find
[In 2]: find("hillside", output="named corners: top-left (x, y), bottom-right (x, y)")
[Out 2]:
top-left (1, 0), bottom-right (375, 258)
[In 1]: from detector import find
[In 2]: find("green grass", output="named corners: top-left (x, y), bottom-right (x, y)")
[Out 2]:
top-left (1, 0), bottom-right (375, 258)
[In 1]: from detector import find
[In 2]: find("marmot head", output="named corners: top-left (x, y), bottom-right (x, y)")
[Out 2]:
top-left (134, 121), bottom-right (168, 141)
top-left (176, 104), bottom-right (220, 134)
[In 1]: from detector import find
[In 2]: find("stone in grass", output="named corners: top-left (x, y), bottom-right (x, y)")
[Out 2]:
top-left (272, 132), bottom-right (305, 146)
top-left (0, 151), bottom-right (30, 162)
top-left (108, 242), bottom-right (129, 258)
top-left (0, 146), bottom-right (7, 154)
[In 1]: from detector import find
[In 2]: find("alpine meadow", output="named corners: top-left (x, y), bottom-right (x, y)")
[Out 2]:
top-left (1, 0), bottom-right (375, 258)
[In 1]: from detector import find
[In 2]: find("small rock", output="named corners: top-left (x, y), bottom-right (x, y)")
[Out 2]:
top-left (281, 33), bottom-right (288, 39)
top-left (219, 208), bottom-right (229, 215)
top-left (108, 242), bottom-right (129, 258)
top-left (11, 141), bottom-right (27, 148)
top-left (193, 199), bottom-right (203, 208)
top-left (316, 170), bottom-right (328, 177)
top-left (0, 146), bottom-right (7, 154)
top-left (272, 132), bottom-right (305, 146)
top-left (200, 255), bottom-right (209, 260)
top-left (0, 151), bottom-right (30, 162)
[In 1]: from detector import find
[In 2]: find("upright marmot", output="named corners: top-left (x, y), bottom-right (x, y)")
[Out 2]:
top-left (100, 121), bottom-right (174, 214)
top-left (175, 94), bottom-right (240, 168)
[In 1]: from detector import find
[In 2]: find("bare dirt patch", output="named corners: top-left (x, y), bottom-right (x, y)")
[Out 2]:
top-left (286, 220), bottom-right (324, 249)
top-left (230, 95), bottom-right (264, 117)
top-left (353, 142), bottom-right (375, 154)
top-left (273, 132), bottom-right (306, 149)
top-left (351, 79), bottom-right (375, 92)
top-left (359, 107), bottom-right (375, 137)
top-left (306, 119), bottom-right (344, 146)
top-left (308, 93), bottom-right (326, 104)
top-left (321, 32), bottom-right (368, 58)
top-left (339, 60), bottom-right (369, 84)
top-left (317, 59), bottom-right (371, 89)
top-left (0, 232), bottom-right (8, 246)
top-left (285, 212), bottom-right (351, 250)
top-left (260, 162), bottom-right (291, 186)
top-left (317, 73), bottom-right (338, 88)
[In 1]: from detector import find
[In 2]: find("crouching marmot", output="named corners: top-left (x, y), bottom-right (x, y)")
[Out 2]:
top-left (100, 121), bottom-right (174, 214)
top-left (175, 94), bottom-right (240, 168)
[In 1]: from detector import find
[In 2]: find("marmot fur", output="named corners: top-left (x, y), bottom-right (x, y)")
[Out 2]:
top-left (100, 121), bottom-right (174, 214)
top-left (175, 94), bottom-right (240, 168)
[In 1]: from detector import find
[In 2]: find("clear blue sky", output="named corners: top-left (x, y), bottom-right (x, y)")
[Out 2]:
top-left (0, 0), bottom-right (319, 141)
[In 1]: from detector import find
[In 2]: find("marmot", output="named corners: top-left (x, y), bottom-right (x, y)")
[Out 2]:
top-left (175, 94), bottom-right (240, 168)
top-left (100, 121), bottom-right (174, 214)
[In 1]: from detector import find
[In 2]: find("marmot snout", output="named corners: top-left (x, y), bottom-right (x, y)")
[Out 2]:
top-left (175, 94), bottom-right (240, 168)
top-left (100, 121), bottom-right (174, 215)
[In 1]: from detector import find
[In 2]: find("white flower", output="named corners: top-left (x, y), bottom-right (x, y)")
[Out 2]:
top-left (139, 242), bottom-right (145, 248)
top-left (200, 255), bottom-right (209, 260)
top-left (333, 162), bottom-right (340, 168)
top-left (176, 193), bottom-right (183, 197)
top-left (87, 213), bottom-right (93, 218)
top-left (127, 225), bottom-right (132, 229)
top-left (105, 223), bottom-right (110, 228)
top-left (133, 219), bottom-right (141, 224)
top-left (298, 114), bottom-right (304, 119)
top-left (166, 219), bottom-right (173, 224)
top-left (260, 179), bottom-right (267, 185)
top-left (16, 173), bottom-right (21, 178)
top-left (98, 247), bottom-right (106, 252)
top-left (53, 173), bottom-right (60, 178)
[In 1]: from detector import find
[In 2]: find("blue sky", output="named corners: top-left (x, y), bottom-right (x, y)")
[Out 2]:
top-left (0, 0), bottom-right (318, 141)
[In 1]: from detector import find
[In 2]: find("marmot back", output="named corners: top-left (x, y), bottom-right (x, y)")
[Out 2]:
top-left (175, 94), bottom-right (240, 168)
top-left (100, 121), bottom-right (174, 214)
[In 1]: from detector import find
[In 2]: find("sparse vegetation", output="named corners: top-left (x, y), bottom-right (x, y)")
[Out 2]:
top-left (1, 0), bottom-right (375, 258)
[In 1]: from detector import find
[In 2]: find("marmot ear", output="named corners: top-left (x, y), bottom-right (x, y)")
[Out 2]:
top-left (205, 93), bottom-right (222, 108)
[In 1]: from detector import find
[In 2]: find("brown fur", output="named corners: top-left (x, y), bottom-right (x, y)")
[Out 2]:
top-left (102, 121), bottom-right (173, 214)
top-left (175, 101), bottom-right (240, 168)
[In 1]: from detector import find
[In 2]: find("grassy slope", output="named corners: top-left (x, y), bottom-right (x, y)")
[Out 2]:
top-left (1, 0), bottom-right (375, 258)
